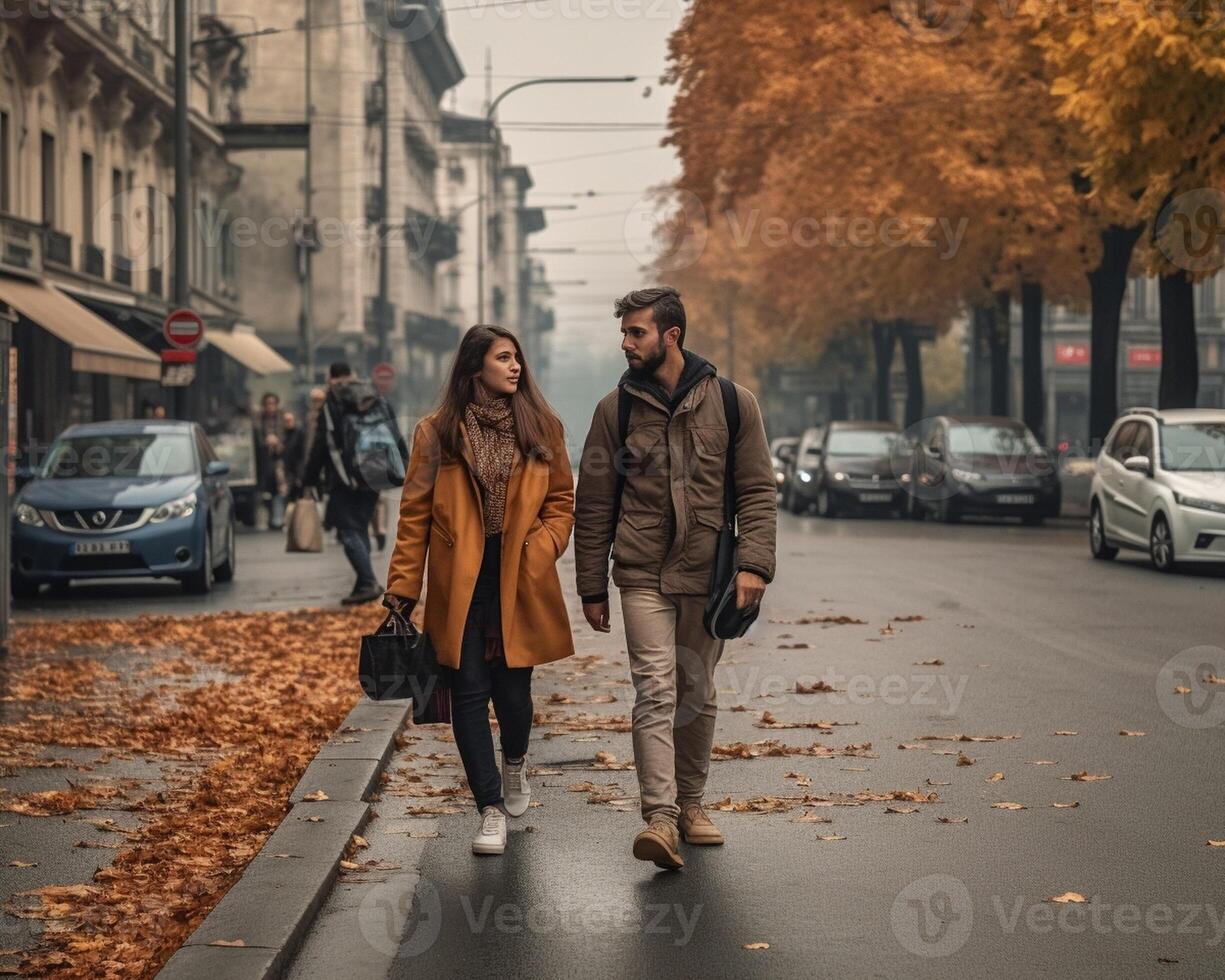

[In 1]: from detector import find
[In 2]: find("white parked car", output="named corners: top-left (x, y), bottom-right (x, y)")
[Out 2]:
top-left (1089, 408), bottom-right (1225, 571)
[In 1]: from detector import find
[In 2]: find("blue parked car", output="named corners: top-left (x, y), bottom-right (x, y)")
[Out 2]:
top-left (11, 420), bottom-right (236, 597)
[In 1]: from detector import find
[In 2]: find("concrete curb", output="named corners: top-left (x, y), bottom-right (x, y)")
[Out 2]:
top-left (156, 698), bottom-right (412, 980)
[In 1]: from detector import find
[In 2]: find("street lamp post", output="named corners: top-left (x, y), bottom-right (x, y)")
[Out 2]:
top-left (476, 76), bottom-right (636, 324)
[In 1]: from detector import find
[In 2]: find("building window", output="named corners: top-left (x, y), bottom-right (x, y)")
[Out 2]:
top-left (111, 168), bottom-right (124, 257)
top-left (81, 153), bottom-right (94, 244)
top-left (0, 112), bottom-right (10, 213)
top-left (41, 133), bottom-right (56, 226)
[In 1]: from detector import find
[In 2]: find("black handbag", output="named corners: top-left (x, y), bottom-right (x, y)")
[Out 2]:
top-left (358, 609), bottom-right (452, 723)
top-left (702, 377), bottom-right (760, 640)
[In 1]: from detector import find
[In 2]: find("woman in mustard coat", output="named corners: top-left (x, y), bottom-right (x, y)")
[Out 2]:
top-left (383, 324), bottom-right (574, 855)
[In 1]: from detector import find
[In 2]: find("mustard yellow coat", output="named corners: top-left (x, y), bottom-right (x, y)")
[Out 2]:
top-left (386, 416), bottom-right (576, 670)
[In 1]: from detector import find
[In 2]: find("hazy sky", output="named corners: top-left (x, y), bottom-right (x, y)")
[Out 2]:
top-left (443, 0), bottom-right (685, 369)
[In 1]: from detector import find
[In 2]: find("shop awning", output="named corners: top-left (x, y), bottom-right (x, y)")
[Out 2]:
top-left (206, 324), bottom-right (294, 375)
top-left (0, 276), bottom-right (160, 380)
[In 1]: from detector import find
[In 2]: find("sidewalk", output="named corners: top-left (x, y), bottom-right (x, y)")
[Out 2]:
top-left (0, 602), bottom-right (385, 977)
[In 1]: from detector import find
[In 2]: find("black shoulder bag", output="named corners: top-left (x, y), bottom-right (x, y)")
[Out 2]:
top-left (358, 608), bottom-right (452, 723)
top-left (702, 377), bottom-right (760, 640)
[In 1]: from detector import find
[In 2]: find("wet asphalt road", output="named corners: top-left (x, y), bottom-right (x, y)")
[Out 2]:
top-left (285, 511), bottom-right (1225, 979)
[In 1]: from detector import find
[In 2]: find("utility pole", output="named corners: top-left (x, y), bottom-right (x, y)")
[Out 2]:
top-left (300, 0), bottom-right (315, 388)
top-left (376, 21), bottom-right (390, 366)
top-left (173, 0), bottom-right (190, 419)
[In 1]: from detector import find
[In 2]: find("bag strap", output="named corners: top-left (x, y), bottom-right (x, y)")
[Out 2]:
top-left (718, 376), bottom-right (740, 529)
top-left (610, 386), bottom-right (633, 532)
top-left (323, 402), bottom-right (354, 489)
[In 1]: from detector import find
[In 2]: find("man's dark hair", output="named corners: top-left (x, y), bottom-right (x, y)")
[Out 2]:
top-left (328, 361), bottom-right (352, 379)
top-left (261, 391), bottom-right (279, 404)
top-left (614, 286), bottom-right (686, 349)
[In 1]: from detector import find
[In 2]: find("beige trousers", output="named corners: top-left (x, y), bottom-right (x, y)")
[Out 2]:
top-left (620, 588), bottom-right (726, 824)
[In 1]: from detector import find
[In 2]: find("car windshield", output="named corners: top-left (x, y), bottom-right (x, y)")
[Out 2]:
top-left (826, 430), bottom-right (902, 456)
top-left (40, 432), bottom-right (197, 479)
top-left (948, 424), bottom-right (1040, 456)
top-left (1159, 422), bottom-right (1225, 472)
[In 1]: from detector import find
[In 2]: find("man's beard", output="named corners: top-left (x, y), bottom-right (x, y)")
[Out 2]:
top-left (625, 340), bottom-right (667, 380)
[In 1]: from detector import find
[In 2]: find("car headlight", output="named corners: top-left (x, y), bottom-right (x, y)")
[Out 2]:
top-left (951, 467), bottom-right (984, 483)
top-left (798, 471), bottom-right (813, 483)
top-left (149, 492), bottom-right (198, 524)
top-left (1174, 493), bottom-right (1225, 515)
top-left (15, 503), bottom-right (44, 527)
top-left (900, 473), bottom-right (912, 484)
top-left (833, 472), bottom-right (847, 482)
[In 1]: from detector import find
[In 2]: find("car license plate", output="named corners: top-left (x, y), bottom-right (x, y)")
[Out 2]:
top-left (72, 540), bottom-right (131, 556)
top-left (859, 492), bottom-right (893, 503)
top-left (997, 494), bottom-right (1035, 505)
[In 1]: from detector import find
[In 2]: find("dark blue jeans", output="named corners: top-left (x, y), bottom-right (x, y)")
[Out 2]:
top-left (448, 534), bottom-right (534, 811)
top-left (337, 527), bottom-right (378, 589)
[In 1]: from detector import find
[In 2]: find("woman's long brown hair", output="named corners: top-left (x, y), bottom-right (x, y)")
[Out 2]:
top-left (431, 324), bottom-right (563, 462)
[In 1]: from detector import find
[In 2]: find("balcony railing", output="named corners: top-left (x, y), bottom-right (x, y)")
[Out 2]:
top-left (45, 229), bottom-right (72, 267)
top-left (82, 243), bottom-right (105, 278)
top-left (0, 213), bottom-right (44, 274)
top-left (402, 207), bottom-right (458, 264)
top-left (404, 312), bottom-right (459, 350)
top-left (112, 254), bottom-right (133, 287)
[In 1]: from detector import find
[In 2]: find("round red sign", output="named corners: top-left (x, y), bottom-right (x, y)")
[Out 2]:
top-left (163, 308), bottom-right (205, 349)
top-left (371, 361), bottom-right (395, 393)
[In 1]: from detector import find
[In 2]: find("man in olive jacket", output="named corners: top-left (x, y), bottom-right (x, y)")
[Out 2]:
top-left (575, 286), bottom-right (777, 870)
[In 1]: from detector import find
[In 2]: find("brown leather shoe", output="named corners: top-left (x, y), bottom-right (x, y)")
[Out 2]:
top-left (679, 803), bottom-right (725, 845)
top-left (633, 819), bottom-right (684, 869)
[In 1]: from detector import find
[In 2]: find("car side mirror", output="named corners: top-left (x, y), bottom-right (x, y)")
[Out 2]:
top-left (1123, 455), bottom-right (1151, 475)
top-left (206, 460), bottom-right (231, 477)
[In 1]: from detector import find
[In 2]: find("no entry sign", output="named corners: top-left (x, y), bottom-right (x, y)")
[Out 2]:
top-left (163, 308), bottom-right (205, 349)
top-left (371, 361), bottom-right (395, 394)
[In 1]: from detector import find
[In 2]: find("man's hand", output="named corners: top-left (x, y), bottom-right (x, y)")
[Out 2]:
top-left (735, 571), bottom-right (767, 610)
top-left (583, 601), bottom-right (611, 633)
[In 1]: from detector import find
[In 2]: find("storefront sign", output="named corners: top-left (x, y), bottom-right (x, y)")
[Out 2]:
top-left (1054, 342), bottom-right (1090, 366)
top-left (1127, 346), bottom-right (1162, 369)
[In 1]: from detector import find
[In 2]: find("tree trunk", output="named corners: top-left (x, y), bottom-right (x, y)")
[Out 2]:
top-left (871, 320), bottom-right (895, 422)
top-left (988, 291), bottom-right (1011, 417)
top-left (1021, 282), bottom-right (1045, 442)
top-left (1158, 269), bottom-right (1198, 409)
top-left (970, 305), bottom-right (993, 414)
top-left (897, 321), bottom-right (924, 427)
top-left (1087, 223), bottom-right (1144, 445)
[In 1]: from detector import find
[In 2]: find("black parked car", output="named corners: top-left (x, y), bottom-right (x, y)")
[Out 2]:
top-left (907, 416), bottom-right (1060, 524)
top-left (810, 421), bottom-right (910, 518)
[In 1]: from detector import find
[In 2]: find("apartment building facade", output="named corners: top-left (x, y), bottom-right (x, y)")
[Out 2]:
top-left (0, 1), bottom-right (294, 458)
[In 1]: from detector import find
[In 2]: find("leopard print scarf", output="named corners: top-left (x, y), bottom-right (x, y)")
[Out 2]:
top-left (464, 384), bottom-right (516, 536)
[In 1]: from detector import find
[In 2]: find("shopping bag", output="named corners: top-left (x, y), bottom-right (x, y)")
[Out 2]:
top-left (286, 492), bottom-right (323, 553)
top-left (358, 609), bottom-right (452, 723)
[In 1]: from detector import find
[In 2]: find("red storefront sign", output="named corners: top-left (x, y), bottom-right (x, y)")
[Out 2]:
top-left (1055, 342), bottom-right (1090, 366)
top-left (1127, 346), bottom-right (1162, 369)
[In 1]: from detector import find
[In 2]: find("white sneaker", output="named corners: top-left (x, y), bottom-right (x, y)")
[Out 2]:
top-left (472, 805), bottom-right (507, 855)
top-left (502, 753), bottom-right (531, 817)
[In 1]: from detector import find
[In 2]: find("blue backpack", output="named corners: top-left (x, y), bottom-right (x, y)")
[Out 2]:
top-left (327, 382), bottom-right (407, 491)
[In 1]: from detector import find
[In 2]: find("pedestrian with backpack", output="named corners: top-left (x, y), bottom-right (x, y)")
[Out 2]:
top-left (382, 325), bottom-right (575, 857)
top-left (303, 362), bottom-right (408, 605)
top-left (574, 287), bottom-right (778, 871)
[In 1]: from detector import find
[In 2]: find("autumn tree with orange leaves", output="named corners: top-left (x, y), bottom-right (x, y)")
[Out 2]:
top-left (663, 0), bottom-right (1225, 442)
